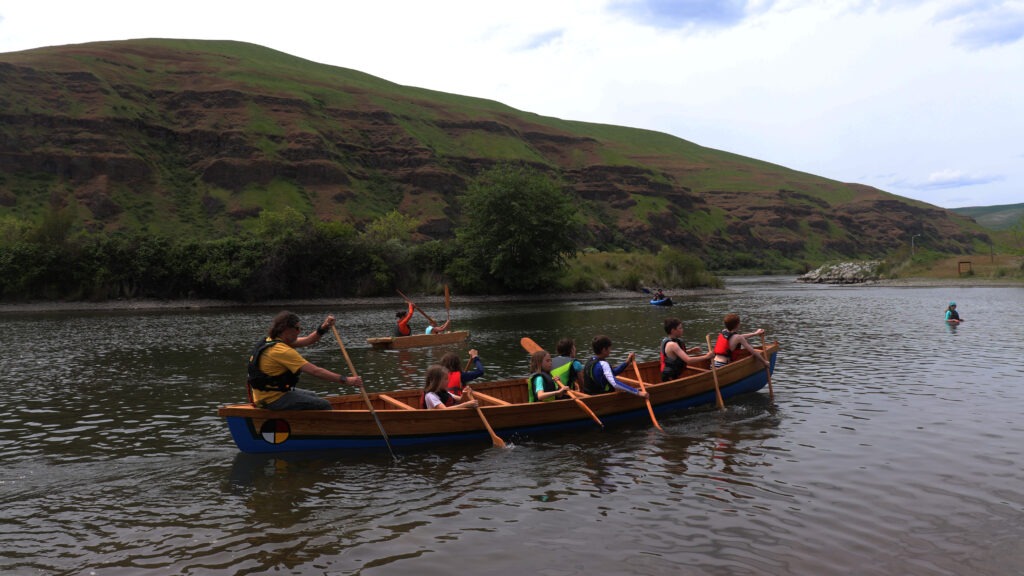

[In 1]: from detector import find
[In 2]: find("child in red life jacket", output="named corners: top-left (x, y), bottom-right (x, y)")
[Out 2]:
top-left (422, 365), bottom-right (478, 410)
top-left (712, 313), bottom-right (770, 370)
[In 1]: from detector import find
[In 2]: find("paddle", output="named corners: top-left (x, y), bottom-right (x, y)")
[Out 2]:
top-left (444, 284), bottom-right (451, 325)
top-left (395, 289), bottom-right (439, 326)
top-left (519, 337), bottom-right (603, 428)
top-left (464, 388), bottom-right (506, 448)
top-left (759, 333), bottom-right (774, 401)
top-left (331, 325), bottom-right (397, 460)
top-left (705, 334), bottom-right (726, 410)
top-left (631, 358), bottom-right (663, 431)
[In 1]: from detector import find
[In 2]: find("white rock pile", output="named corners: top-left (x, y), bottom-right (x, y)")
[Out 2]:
top-left (797, 261), bottom-right (881, 284)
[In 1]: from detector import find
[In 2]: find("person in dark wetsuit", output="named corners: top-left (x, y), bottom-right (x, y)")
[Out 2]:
top-left (581, 335), bottom-right (648, 399)
top-left (247, 311), bottom-right (363, 410)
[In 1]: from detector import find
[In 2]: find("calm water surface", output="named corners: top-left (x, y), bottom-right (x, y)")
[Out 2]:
top-left (1, 277), bottom-right (1022, 575)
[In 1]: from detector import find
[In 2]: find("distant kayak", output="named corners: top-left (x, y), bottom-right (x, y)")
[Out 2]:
top-left (650, 297), bottom-right (673, 306)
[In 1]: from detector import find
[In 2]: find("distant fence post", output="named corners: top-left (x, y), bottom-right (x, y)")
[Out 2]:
top-left (958, 261), bottom-right (973, 276)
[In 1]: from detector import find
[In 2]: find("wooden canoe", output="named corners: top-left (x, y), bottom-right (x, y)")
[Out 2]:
top-left (365, 330), bottom-right (470, 350)
top-left (219, 342), bottom-right (780, 454)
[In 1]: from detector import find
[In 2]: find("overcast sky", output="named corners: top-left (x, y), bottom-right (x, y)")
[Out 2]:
top-left (1, 1), bottom-right (1021, 209)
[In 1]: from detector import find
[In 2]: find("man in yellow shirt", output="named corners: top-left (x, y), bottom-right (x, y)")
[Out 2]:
top-left (247, 311), bottom-right (363, 410)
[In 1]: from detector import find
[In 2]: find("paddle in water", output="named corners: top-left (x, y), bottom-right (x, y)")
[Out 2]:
top-left (705, 333), bottom-right (726, 410)
top-left (465, 388), bottom-right (506, 448)
top-left (331, 325), bottom-right (398, 460)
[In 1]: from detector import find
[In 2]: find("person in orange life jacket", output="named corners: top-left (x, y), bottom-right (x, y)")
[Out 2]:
top-left (425, 318), bottom-right (451, 334)
top-left (551, 338), bottom-right (584, 391)
top-left (422, 365), bottom-right (478, 410)
top-left (527, 350), bottom-right (570, 402)
top-left (712, 313), bottom-right (770, 369)
top-left (660, 318), bottom-right (714, 381)
top-left (394, 303), bottom-right (414, 336)
top-left (440, 349), bottom-right (485, 396)
top-left (247, 311), bottom-right (363, 410)
top-left (581, 335), bottom-right (648, 398)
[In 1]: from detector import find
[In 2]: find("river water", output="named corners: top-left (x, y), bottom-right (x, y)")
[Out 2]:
top-left (1, 277), bottom-right (1022, 575)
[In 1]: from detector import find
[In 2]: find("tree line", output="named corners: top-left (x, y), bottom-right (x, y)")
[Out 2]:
top-left (0, 165), bottom-right (720, 301)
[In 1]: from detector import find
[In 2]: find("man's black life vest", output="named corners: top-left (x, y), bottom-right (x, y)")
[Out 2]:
top-left (247, 339), bottom-right (300, 392)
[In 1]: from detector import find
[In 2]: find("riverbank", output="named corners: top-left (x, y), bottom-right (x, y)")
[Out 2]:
top-left (3, 275), bottom-right (1021, 314)
top-left (0, 287), bottom-right (727, 314)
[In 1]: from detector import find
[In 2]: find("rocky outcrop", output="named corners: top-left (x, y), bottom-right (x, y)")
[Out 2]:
top-left (797, 261), bottom-right (881, 284)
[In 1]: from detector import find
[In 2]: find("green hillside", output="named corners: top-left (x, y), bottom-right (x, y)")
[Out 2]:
top-left (0, 39), bottom-right (1002, 300)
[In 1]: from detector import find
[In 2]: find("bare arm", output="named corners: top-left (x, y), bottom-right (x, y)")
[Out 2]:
top-left (735, 337), bottom-right (770, 368)
top-left (294, 315), bottom-right (336, 348)
top-left (667, 342), bottom-right (713, 364)
top-left (299, 362), bottom-right (363, 388)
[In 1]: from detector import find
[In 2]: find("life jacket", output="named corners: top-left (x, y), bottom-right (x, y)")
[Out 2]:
top-left (713, 330), bottom-right (736, 361)
top-left (446, 371), bottom-right (464, 396)
top-left (247, 338), bottom-right (300, 392)
top-left (421, 389), bottom-right (456, 409)
top-left (395, 304), bottom-right (414, 336)
top-left (582, 356), bottom-right (613, 394)
top-left (946, 309), bottom-right (960, 320)
top-left (550, 356), bottom-right (576, 388)
top-left (527, 371), bottom-right (559, 402)
top-left (660, 337), bottom-right (687, 380)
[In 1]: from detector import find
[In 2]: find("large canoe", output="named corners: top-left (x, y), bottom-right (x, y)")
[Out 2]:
top-left (365, 330), bottom-right (470, 350)
top-left (218, 342), bottom-right (779, 454)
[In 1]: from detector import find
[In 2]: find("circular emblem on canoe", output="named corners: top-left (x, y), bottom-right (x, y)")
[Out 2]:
top-left (260, 419), bottom-right (290, 444)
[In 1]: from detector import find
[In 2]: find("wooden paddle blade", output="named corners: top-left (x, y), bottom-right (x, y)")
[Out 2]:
top-left (632, 359), bottom-right (663, 431)
top-left (478, 406), bottom-right (506, 448)
top-left (760, 333), bottom-right (774, 401)
top-left (520, 337), bottom-right (544, 354)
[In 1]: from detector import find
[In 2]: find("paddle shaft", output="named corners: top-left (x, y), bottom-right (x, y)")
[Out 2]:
top-left (395, 289), bottom-right (439, 326)
top-left (444, 285), bottom-right (451, 325)
top-left (632, 359), bottom-right (663, 431)
top-left (705, 334), bottom-right (726, 410)
top-left (566, 389), bottom-right (603, 428)
top-left (759, 333), bottom-right (774, 401)
top-left (331, 325), bottom-right (397, 460)
top-left (466, 389), bottom-right (506, 448)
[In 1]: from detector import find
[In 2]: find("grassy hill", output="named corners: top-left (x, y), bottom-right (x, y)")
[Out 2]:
top-left (0, 38), bottom-right (996, 273)
top-left (951, 203), bottom-right (1024, 231)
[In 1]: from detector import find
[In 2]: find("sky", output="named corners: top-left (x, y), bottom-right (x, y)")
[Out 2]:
top-left (1, 1), bottom-right (1022, 209)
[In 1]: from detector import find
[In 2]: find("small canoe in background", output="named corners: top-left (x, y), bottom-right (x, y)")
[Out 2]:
top-left (366, 330), bottom-right (470, 350)
top-left (650, 297), bottom-right (673, 306)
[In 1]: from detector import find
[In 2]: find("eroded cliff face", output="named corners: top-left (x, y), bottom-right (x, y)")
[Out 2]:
top-left (0, 41), bottom-right (988, 265)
